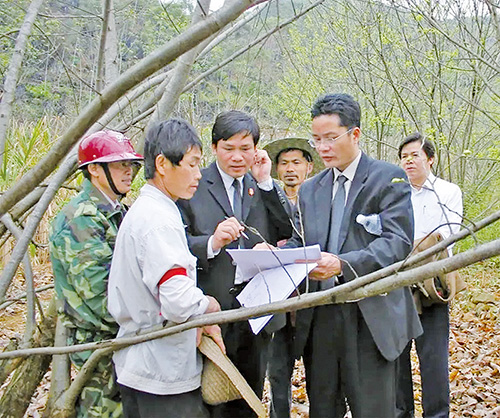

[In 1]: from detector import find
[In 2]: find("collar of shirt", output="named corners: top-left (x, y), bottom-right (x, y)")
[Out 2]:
top-left (141, 183), bottom-right (178, 208)
top-left (332, 151), bottom-right (362, 200)
top-left (411, 172), bottom-right (436, 195)
top-left (85, 179), bottom-right (121, 212)
top-left (97, 187), bottom-right (121, 210)
top-left (216, 161), bottom-right (244, 199)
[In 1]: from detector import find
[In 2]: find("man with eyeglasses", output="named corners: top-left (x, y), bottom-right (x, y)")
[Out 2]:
top-left (396, 133), bottom-right (463, 418)
top-left (283, 94), bottom-right (422, 417)
top-left (50, 130), bottom-right (143, 418)
top-left (262, 138), bottom-right (324, 418)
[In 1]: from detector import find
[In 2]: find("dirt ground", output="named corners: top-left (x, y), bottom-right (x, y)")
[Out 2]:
top-left (1, 261), bottom-right (499, 417)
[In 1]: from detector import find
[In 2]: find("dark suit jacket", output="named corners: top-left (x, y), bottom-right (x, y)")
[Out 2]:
top-left (288, 153), bottom-right (423, 361)
top-left (177, 162), bottom-right (292, 311)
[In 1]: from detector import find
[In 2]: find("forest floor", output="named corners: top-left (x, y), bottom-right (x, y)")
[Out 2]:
top-left (1, 261), bottom-right (499, 417)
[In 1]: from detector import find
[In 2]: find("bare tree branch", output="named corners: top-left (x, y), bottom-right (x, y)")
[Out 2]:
top-left (44, 309), bottom-right (70, 418)
top-left (50, 347), bottom-right (113, 417)
top-left (1, 235), bottom-right (499, 360)
top-left (148, 0), bottom-right (213, 124)
top-left (0, 152), bottom-right (78, 301)
top-left (0, 0), bottom-right (45, 162)
top-left (0, 0), bottom-right (259, 218)
top-left (0, 284), bottom-right (53, 311)
top-left (182, 0), bottom-right (325, 93)
top-left (0, 187), bottom-right (45, 242)
top-left (0, 214), bottom-right (36, 341)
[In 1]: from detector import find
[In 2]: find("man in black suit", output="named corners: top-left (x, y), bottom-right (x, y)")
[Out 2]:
top-left (285, 94), bottom-right (423, 417)
top-left (177, 110), bottom-right (292, 417)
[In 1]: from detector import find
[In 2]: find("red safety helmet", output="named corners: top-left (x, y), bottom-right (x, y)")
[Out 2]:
top-left (78, 130), bottom-right (143, 168)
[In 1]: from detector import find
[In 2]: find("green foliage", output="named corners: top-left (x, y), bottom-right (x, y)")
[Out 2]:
top-left (457, 165), bottom-right (500, 253)
top-left (0, 0), bottom-right (498, 250)
top-left (0, 118), bottom-right (60, 190)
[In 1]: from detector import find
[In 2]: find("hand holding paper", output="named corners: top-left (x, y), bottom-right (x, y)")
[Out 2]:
top-left (227, 245), bottom-right (321, 334)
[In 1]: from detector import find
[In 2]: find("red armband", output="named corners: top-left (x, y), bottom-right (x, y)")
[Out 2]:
top-left (158, 267), bottom-right (187, 286)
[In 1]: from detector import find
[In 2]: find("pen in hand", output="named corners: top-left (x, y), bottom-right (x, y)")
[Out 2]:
top-left (224, 216), bottom-right (249, 240)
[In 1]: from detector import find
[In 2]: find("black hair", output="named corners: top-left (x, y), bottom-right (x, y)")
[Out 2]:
top-left (211, 110), bottom-right (260, 146)
top-left (398, 132), bottom-right (436, 160)
top-left (311, 93), bottom-right (361, 129)
top-left (81, 167), bottom-right (91, 180)
top-left (275, 147), bottom-right (313, 164)
top-left (144, 118), bottom-right (202, 180)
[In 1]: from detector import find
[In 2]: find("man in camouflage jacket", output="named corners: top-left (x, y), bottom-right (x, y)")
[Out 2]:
top-left (49, 131), bottom-right (142, 418)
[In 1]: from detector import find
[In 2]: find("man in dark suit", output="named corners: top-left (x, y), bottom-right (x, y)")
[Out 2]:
top-left (285, 94), bottom-right (423, 417)
top-left (177, 110), bottom-right (292, 417)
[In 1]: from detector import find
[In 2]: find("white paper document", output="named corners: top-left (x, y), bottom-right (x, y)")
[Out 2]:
top-left (228, 245), bottom-right (321, 334)
top-left (226, 244), bottom-right (321, 282)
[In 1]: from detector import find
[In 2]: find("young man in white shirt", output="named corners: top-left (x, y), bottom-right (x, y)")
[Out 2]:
top-left (108, 119), bottom-right (224, 418)
top-left (397, 132), bottom-right (463, 418)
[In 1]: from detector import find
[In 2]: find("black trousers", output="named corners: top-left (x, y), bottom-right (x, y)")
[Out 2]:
top-left (268, 314), bottom-right (296, 418)
top-left (119, 385), bottom-right (209, 418)
top-left (396, 303), bottom-right (449, 418)
top-left (305, 303), bottom-right (396, 418)
top-left (209, 316), bottom-right (271, 418)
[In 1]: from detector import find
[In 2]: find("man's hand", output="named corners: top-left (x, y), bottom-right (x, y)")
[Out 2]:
top-left (196, 295), bottom-right (226, 353)
top-left (253, 242), bottom-right (277, 251)
top-left (204, 295), bottom-right (221, 314)
top-left (251, 149), bottom-right (272, 183)
top-left (212, 217), bottom-right (244, 252)
top-left (297, 252), bottom-right (342, 281)
top-left (197, 324), bottom-right (226, 353)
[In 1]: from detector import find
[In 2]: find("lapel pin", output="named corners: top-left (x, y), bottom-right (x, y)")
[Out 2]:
top-left (248, 187), bottom-right (254, 197)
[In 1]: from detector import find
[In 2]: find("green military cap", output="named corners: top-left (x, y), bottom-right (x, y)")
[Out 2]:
top-left (263, 137), bottom-right (324, 179)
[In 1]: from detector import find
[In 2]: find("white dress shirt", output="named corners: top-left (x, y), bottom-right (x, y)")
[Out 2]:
top-left (411, 172), bottom-right (463, 254)
top-left (332, 151), bottom-right (362, 202)
top-left (207, 162), bottom-right (274, 284)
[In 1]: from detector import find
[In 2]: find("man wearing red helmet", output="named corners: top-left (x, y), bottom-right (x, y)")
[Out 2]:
top-left (49, 130), bottom-right (142, 418)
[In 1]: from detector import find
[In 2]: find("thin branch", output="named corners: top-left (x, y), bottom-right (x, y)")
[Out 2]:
top-left (0, 214), bottom-right (37, 341)
top-left (0, 0), bottom-right (45, 162)
top-left (37, 13), bottom-right (101, 19)
top-left (0, 284), bottom-right (54, 310)
top-left (183, 0), bottom-right (325, 93)
top-left (0, 0), bottom-right (259, 218)
top-left (1, 233), bottom-right (499, 360)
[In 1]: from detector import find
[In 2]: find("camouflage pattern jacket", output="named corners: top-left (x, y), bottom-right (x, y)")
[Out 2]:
top-left (49, 179), bottom-right (126, 336)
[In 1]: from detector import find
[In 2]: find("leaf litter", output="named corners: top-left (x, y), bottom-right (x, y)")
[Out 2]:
top-left (1, 262), bottom-right (499, 417)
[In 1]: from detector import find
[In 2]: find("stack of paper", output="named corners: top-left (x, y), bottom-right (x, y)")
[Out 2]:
top-left (227, 245), bottom-right (321, 334)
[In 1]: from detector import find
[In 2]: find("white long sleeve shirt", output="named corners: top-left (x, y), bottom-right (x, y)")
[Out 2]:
top-left (411, 173), bottom-right (463, 255)
top-left (108, 184), bottom-right (209, 395)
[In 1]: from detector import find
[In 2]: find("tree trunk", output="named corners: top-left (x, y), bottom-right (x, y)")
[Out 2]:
top-left (0, 0), bottom-right (257, 218)
top-left (148, 0), bottom-right (212, 124)
top-left (43, 304), bottom-right (70, 418)
top-left (0, 0), bottom-right (45, 164)
top-left (104, 0), bottom-right (120, 86)
top-left (0, 298), bottom-right (56, 418)
top-left (0, 339), bottom-right (22, 388)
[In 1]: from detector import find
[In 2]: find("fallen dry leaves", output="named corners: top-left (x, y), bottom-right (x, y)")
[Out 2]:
top-left (263, 261), bottom-right (500, 418)
top-left (1, 261), bottom-right (499, 417)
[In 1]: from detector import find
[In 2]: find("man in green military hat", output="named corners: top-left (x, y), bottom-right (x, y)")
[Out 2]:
top-left (49, 130), bottom-right (142, 418)
top-left (264, 137), bottom-right (337, 418)
top-left (264, 137), bottom-right (322, 207)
